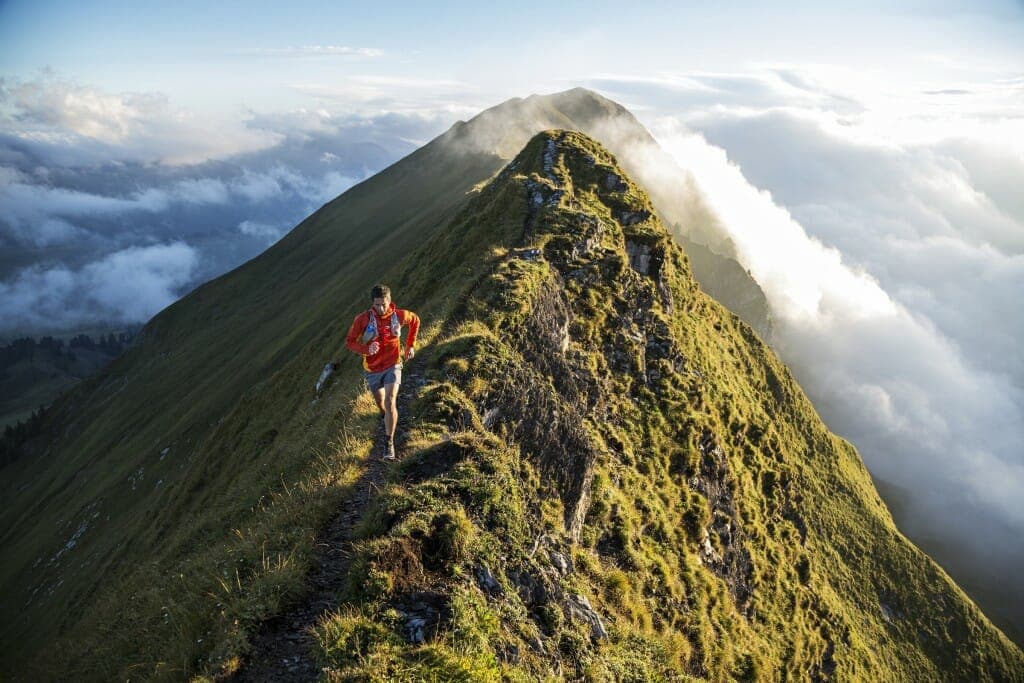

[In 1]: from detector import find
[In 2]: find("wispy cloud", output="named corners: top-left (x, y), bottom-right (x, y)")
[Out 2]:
top-left (232, 45), bottom-right (384, 58)
top-left (286, 76), bottom-right (484, 116)
top-left (0, 74), bottom-right (425, 335)
top-left (0, 242), bottom-right (199, 332)
top-left (589, 68), bottom-right (867, 117)
top-left (0, 74), bottom-right (281, 165)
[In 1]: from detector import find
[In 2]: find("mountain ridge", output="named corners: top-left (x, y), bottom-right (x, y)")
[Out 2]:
top-left (295, 129), bottom-right (1022, 679)
top-left (0, 98), bottom-right (1019, 679)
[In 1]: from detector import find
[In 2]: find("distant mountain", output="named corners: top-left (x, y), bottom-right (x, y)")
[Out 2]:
top-left (2, 100), bottom-right (1019, 679)
top-left (0, 332), bottom-right (133, 435)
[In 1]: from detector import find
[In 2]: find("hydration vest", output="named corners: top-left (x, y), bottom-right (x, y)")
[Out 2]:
top-left (360, 309), bottom-right (401, 345)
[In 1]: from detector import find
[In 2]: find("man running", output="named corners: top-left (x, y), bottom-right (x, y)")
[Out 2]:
top-left (346, 284), bottom-right (420, 460)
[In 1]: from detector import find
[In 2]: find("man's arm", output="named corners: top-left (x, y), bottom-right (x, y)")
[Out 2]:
top-left (402, 309), bottom-right (420, 358)
top-left (345, 313), bottom-right (372, 355)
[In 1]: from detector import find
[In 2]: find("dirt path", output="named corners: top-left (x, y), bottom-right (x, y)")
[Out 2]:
top-left (228, 364), bottom-right (423, 682)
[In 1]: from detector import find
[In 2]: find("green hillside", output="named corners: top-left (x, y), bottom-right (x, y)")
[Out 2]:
top-left (0, 89), bottom-right (769, 680)
top-left (1, 113), bottom-right (1020, 679)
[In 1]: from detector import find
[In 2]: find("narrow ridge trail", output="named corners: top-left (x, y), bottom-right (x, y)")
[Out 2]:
top-left (228, 363), bottom-right (424, 682)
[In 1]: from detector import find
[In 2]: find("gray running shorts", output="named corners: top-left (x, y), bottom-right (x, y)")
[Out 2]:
top-left (365, 365), bottom-right (402, 392)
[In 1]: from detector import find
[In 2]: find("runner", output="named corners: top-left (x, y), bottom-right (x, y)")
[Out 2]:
top-left (345, 284), bottom-right (419, 459)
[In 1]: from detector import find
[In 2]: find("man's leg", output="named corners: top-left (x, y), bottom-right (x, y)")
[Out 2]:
top-left (372, 385), bottom-right (386, 414)
top-left (383, 380), bottom-right (399, 444)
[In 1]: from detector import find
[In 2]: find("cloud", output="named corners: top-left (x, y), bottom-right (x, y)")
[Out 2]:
top-left (237, 220), bottom-right (286, 245)
top-left (171, 177), bottom-right (230, 205)
top-left (286, 77), bottom-right (485, 117)
top-left (0, 74), bottom-right (281, 165)
top-left (589, 69), bottom-right (866, 117)
top-left (0, 242), bottom-right (198, 333)
top-left (244, 107), bottom-right (454, 149)
top-left (643, 117), bottom-right (1024, 631)
top-left (233, 45), bottom-right (383, 58)
top-left (0, 77), bottom-right (414, 333)
top-left (0, 176), bottom-right (239, 250)
top-left (227, 166), bottom-right (359, 206)
top-left (681, 107), bottom-right (1024, 384)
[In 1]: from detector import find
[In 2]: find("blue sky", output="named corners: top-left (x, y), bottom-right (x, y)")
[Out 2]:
top-left (3, 1), bottom-right (1022, 116)
top-left (2, 0), bottom-right (1024, 637)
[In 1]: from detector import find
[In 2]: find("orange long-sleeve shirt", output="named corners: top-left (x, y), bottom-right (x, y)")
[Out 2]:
top-left (345, 302), bottom-right (420, 372)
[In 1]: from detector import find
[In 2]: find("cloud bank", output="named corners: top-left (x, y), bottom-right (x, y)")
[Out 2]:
top-left (0, 242), bottom-right (199, 331)
top-left (590, 65), bottom-right (1024, 635)
top-left (0, 75), bottom-right (438, 337)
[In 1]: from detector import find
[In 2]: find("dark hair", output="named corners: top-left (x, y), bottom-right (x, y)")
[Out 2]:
top-left (370, 284), bottom-right (391, 300)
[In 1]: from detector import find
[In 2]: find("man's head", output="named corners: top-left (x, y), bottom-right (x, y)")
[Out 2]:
top-left (370, 284), bottom-right (391, 315)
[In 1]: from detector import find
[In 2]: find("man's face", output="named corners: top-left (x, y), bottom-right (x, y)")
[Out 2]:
top-left (372, 294), bottom-right (391, 315)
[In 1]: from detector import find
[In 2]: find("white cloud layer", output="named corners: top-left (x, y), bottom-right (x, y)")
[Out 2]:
top-left (652, 120), bottom-right (1024, 518)
top-left (0, 242), bottom-right (198, 332)
top-left (0, 74), bottom-right (281, 165)
top-left (607, 64), bottom-right (1024, 630)
top-left (237, 219), bottom-right (286, 245)
top-left (234, 45), bottom-right (384, 58)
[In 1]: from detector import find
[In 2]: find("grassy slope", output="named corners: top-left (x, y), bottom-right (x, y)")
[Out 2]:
top-left (0, 89), bottom-right (764, 679)
top-left (0, 91), bottom-right (639, 677)
top-left (0, 121), bottom-right (500, 677)
top-left (310, 131), bottom-right (1023, 681)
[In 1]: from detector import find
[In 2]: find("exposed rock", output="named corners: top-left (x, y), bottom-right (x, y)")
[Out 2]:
top-left (511, 568), bottom-right (552, 608)
top-left (542, 138), bottom-right (558, 178)
top-left (616, 209), bottom-right (651, 226)
top-left (604, 172), bottom-right (628, 192)
top-left (624, 239), bottom-right (673, 312)
top-left (511, 247), bottom-right (542, 261)
top-left (564, 593), bottom-right (609, 641)
top-left (485, 277), bottom-right (600, 541)
top-left (698, 528), bottom-right (722, 566)
top-left (693, 429), bottom-right (755, 615)
top-left (476, 564), bottom-right (504, 596)
top-left (395, 592), bottom-right (448, 644)
top-left (481, 406), bottom-right (501, 429)
top-left (315, 362), bottom-right (338, 397)
top-left (548, 550), bottom-right (572, 575)
top-left (499, 642), bottom-right (521, 663)
top-left (626, 240), bottom-right (653, 274)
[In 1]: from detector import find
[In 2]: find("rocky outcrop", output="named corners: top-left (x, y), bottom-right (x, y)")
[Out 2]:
top-left (691, 429), bottom-right (755, 615)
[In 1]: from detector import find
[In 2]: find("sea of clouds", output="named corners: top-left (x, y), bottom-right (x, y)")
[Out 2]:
top-left (0, 73), bottom-right (453, 338)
